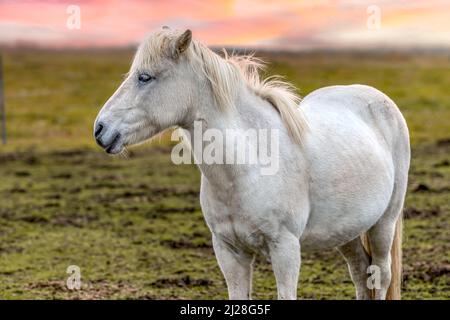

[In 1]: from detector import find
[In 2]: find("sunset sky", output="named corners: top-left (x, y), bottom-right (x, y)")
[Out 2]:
top-left (0, 0), bottom-right (449, 49)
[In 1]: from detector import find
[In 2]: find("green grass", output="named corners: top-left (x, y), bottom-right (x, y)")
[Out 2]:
top-left (0, 49), bottom-right (448, 299)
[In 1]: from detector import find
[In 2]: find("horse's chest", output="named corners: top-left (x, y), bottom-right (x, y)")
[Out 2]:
top-left (199, 176), bottom-right (297, 254)
top-left (202, 202), bottom-right (275, 254)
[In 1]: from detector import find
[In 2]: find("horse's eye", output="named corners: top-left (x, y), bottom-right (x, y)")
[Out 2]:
top-left (138, 73), bottom-right (154, 83)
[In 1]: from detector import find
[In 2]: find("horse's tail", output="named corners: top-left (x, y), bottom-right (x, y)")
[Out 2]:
top-left (361, 216), bottom-right (403, 300)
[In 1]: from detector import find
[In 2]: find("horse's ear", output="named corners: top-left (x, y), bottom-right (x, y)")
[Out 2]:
top-left (173, 29), bottom-right (192, 59)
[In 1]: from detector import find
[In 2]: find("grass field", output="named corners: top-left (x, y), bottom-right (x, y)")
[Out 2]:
top-left (0, 49), bottom-right (448, 299)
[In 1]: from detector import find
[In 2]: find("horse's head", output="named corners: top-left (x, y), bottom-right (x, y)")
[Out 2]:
top-left (93, 28), bottom-right (197, 154)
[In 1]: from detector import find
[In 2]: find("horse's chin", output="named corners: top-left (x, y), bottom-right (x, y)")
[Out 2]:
top-left (106, 148), bottom-right (123, 155)
top-left (104, 138), bottom-right (124, 155)
top-left (105, 127), bottom-right (160, 155)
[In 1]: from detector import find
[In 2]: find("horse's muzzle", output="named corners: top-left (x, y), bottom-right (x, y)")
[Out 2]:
top-left (94, 122), bottom-right (121, 154)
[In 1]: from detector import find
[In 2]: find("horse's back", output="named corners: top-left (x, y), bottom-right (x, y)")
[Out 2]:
top-left (301, 84), bottom-right (409, 149)
top-left (301, 84), bottom-right (410, 175)
top-left (298, 84), bottom-right (409, 250)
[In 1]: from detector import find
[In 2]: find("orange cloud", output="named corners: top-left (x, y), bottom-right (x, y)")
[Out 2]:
top-left (0, 0), bottom-right (448, 48)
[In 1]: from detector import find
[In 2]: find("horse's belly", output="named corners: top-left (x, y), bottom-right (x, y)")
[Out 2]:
top-left (300, 198), bottom-right (388, 251)
top-left (299, 114), bottom-right (395, 250)
top-left (301, 175), bottom-right (394, 251)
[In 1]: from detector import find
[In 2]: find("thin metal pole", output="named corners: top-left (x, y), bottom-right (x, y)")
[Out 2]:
top-left (0, 53), bottom-right (6, 145)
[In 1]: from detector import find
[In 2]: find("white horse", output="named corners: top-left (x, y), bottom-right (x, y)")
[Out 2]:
top-left (94, 27), bottom-right (410, 300)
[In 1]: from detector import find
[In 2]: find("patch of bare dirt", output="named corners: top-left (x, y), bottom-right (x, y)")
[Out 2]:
top-left (404, 207), bottom-right (441, 219)
top-left (403, 262), bottom-right (450, 283)
top-left (49, 149), bottom-right (90, 158)
top-left (436, 138), bottom-right (450, 148)
top-left (18, 215), bottom-right (49, 224)
top-left (14, 171), bottom-right (31, 177)
top-left (0, 246), bottom-right (24, 254)
top-left (26, 280), bottom-right (140, 299)
top-left (51, 172), bottom-right (72, 179)
top-left (151, 276), bottom-right (213, 288)
top-left (9, 187), bottom-right (27, 193)
top-left (412, 183), bottom-right (450, 194)
top-left (50, 213), bottom-right (99, 228)
top-left (434, 159), bottom-right (450, 168)
top-left (160, 239), bottom-right (211, 249)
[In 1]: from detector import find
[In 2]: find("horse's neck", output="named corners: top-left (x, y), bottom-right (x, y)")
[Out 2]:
top-left (184, 86), bottom-right (285, 186)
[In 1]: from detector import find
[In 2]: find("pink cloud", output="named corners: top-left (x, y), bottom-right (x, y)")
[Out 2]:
top-left (0, 0), bottom-right (448, 48)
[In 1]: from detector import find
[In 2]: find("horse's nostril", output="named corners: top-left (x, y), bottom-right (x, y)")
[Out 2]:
top-left (94, 123), bottom-right (104, 139)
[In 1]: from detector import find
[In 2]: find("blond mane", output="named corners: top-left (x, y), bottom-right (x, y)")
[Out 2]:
top-left (133, 29), bottom-right (308, 145)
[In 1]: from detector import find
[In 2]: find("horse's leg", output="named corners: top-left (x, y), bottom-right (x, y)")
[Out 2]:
top-left (367, 176), bottom-right (406, 300)
top-left (367, 217), bottom-right (398, 300)
top-left (268, 233), bottom-right (300, 300)
top-left (337, 237), bottom-right (372, 300)
top-left (212, 235), bottom-right (254, 300)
